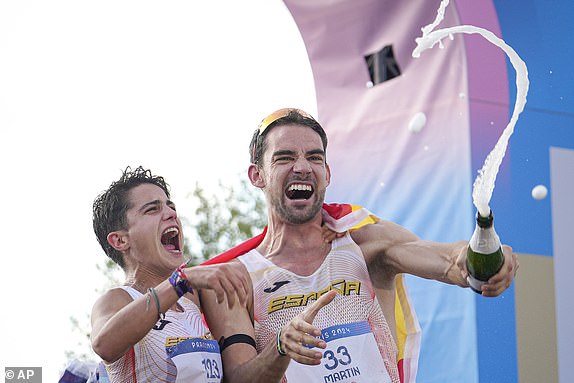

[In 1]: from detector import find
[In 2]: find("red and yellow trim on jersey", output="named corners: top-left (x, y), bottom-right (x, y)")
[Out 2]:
top-left (321, 203), bottom-right (421, 383)
top-left (203, 203), bottom-right (421, 383)
top-left (395, 271), bottom-right (421, 383)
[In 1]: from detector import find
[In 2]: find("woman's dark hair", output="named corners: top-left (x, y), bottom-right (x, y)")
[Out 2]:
top-left (92, 166), bottom-right (170, 268)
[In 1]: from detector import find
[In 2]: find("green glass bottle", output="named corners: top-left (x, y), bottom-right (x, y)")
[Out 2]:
top-left (466, 210), bottom-right (504, 294)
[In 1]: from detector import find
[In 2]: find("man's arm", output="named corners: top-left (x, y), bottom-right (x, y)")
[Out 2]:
top-left (201, 267), bottom-right (337, 383)
top-left (200, 286), bottom-right (289, 383)
top-left (352, 220), bottom-right (518, 296)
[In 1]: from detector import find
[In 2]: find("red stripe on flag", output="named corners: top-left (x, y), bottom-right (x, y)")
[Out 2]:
top-left (201, 227), bottom-right (267, 265)
top-left (320, 203), bottom-right (353, 219)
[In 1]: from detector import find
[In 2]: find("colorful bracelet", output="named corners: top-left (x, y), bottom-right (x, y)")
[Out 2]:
top-left (276, 328), bottom-right (287, 356)
top-left (169, 266), bottom-right (192, 298)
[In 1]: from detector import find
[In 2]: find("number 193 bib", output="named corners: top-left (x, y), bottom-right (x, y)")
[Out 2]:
top-left (167, 337), bottom-right (223, 383)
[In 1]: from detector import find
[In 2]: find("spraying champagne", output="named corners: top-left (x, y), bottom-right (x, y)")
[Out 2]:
top-left (466, 211), bottom-right (504, 294)
top-left (413, 0), bottom-right (526, 296)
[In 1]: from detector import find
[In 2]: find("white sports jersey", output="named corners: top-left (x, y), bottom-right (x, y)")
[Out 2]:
top-left (238, 233), bottom-right (400, 383)
top-left (104, 286), bottom-right (222, 383)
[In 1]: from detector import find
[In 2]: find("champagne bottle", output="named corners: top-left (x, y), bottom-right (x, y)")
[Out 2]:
top-left (466, 210), bottom-right (504, 294)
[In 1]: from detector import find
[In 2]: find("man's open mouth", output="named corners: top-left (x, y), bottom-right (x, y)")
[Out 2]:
top-left (285, 183), bottom-right (313, 200)
top-left (161, 227), bottom-right (181, 252)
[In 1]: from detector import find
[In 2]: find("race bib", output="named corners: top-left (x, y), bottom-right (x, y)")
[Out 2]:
top-left (285, 321), bottom-right (392, 383)
top-left (166, 337), bottom-right (223, 383)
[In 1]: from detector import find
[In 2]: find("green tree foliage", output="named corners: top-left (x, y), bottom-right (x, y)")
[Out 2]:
top-left (184, 178), bottom-right (267, 264)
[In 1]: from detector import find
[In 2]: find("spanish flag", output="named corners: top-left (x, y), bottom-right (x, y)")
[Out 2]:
top-left (203, 203), bottom-right (421, 383)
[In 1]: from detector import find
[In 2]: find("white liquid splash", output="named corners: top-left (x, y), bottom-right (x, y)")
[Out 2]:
top-left (408, 112), bottom-right (427, 133)
top-left (412, 0), bottom-right (529, 217)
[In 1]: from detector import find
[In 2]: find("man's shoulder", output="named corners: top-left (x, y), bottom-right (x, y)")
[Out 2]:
top-left (349, 219), bottom-right (386, 240)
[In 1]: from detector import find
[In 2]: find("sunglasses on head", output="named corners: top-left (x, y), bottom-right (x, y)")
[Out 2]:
top-left (257, 108), bottom-right (316, 136)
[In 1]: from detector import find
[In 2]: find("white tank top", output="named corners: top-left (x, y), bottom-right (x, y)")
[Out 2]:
top-left (103, 286), bottom-right (222, 383)
top-left (238, 233), bottom-right (400, 383)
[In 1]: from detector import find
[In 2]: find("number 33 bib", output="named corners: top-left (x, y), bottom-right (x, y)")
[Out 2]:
top-left (285, 321), bottom-right (392, 383)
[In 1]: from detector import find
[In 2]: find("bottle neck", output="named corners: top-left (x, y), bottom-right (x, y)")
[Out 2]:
top-left (476, 210), bottom-right (494, 229)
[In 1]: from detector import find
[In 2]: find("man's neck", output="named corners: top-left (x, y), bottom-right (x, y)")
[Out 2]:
top-left (257, 215), bottom-right (330, 275)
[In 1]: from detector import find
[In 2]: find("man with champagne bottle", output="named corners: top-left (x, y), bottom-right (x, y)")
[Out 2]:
top-left (200, 108), bottom-right (519, 383)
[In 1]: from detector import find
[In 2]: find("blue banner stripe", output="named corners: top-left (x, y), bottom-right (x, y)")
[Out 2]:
top-left (167, 339), bottom-right (220, 357)
top-left (320, 321), bottom-right (371, 343)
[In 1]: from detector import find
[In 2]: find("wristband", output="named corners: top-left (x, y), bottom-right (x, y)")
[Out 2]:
top-left (276, 328), bottom-right (287, 356)
top-left (146, 287), bottom-right (165, 320)
top-left (169, 267), bottom-right (192, 298)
